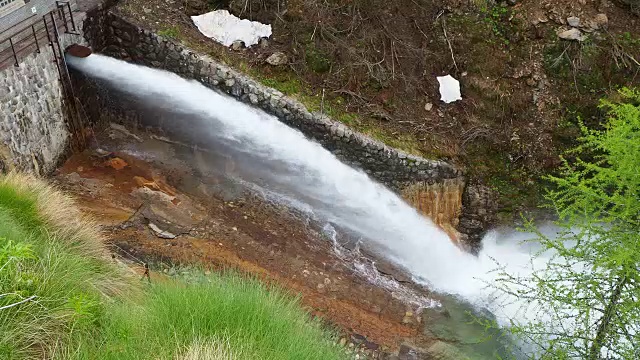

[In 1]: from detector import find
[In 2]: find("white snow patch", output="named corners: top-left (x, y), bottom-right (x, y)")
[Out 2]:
top-left (191, 10), bottom-right (272, 47)
top-left (436, 75), bottom-right (462, 103)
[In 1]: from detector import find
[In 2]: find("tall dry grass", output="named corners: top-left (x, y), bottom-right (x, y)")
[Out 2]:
top-left (0, 173), bottom-right (131, 359)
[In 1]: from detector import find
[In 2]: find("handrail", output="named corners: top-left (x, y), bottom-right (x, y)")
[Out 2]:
top-left (0, 3), bottom-right (76, 68)
top-left (1, 0), bottom-right (88, 153)
top-left (0, 21), bottom-right (52, 65)
top-left (0, 14), bottom-right (38, 38)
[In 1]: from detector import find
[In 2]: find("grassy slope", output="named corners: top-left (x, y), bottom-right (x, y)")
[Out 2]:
top-left (0, 173), bottom-right (345, 360)
top-left (79, 273), bottom-right (344, 360)
top-left (0, 173), bottom-right (125, 359)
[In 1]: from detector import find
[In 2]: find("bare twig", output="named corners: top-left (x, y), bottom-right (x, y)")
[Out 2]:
top-left (414, 20), bottom-right (429, 41)
top-left (332, 89), bottom-right (370, 102)
top-left (311, 22), bottom-right (318, 41)
top-left (391, 40), bottom-right (396, 80)
top-left (440, 15), bottom-right (459, 73)
top-left (0, 295), bottom-right (37, 310)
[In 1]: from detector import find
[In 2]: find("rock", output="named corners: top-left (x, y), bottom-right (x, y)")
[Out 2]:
top-left (402, 311), bottom-right (414, 324)
top-left (231, 40), bottom-right (244, 51)
top-left (424, 102), bottom-right (433, 111)
top-left (566, 16), bottom-right (580, 27)
top-left (426, 341), bottom-right (468, 360)
top-left (557, 28), bottom-right (585, 41)
top-left (594, 13), bottom-right (609, 28)
top-left (397, 344), bottom-right (428, 360)
top-left (350, 333), bottom-right (366, 345)
top-left (148, 223), bottom-right (177, 239)
top-left (266, 52), bottom-right (288, 66)
top-left (456, 184), bottom-right (497, 253)
top-left (506, 0), bottom-right (517, 5)
top-left (259, 37), bottom-right (269, 48)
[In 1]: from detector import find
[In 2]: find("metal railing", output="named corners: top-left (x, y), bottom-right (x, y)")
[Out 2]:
top-left (0, 1), bottom-right (77, 69)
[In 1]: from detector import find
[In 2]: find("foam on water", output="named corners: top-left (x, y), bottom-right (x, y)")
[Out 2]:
top-left (67, 54), bottom-right (550, 325)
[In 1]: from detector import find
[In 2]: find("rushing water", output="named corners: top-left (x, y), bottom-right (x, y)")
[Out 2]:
top-left (67, 54), bottom-right (551, 331)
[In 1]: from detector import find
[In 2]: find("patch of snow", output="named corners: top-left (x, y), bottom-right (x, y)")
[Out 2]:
top-left (191, 10), bottom-right (272, 47)
top-left (436, 75), bottom-right (462, 104)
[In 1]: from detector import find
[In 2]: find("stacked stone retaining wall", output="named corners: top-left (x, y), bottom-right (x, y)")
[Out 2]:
top-left (0, 30), bottom-right (85, 174)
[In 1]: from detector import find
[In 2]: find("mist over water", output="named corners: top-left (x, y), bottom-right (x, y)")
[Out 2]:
top-left (67, 54), bottom-right (551, 326)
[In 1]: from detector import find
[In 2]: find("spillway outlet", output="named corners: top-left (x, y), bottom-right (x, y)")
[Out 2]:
top-left (65, 44), bottom-right (92, 58)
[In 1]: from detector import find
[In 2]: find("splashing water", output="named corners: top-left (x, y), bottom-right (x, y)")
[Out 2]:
top-left (67, 54), bottom-right (551, 326)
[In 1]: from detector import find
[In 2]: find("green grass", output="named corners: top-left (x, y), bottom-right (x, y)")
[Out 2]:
top-left (0, 174), bottom-right (125, 359)
top-left (158, 26), bottom-right (180, 39)
top-left (0, 174), bottom-right (346, 360)
top-left (77, 272), bottom-right (344, 360)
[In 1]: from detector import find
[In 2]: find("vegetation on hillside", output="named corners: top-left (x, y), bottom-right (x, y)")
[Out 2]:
top-left (0, 174), bottom-right (345, 359)
top-left (491, 88), bottom-right (640, 358)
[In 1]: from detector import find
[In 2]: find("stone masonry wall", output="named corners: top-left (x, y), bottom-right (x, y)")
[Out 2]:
top-left (0, 49), bottom-right (65, 174)
top-left (0, 30), bottom-right (85, 175)
top-left (82, 12), bottom-right (463, 191)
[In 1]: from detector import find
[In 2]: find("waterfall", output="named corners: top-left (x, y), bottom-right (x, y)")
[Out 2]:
top-left (67, 54), bottom-right (551, 328)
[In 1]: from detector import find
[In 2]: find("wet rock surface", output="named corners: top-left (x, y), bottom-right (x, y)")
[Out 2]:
top-left (456, 183), bottom-right (498, 252)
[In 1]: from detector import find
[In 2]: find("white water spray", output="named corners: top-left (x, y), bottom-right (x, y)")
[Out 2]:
top-left (67, 54), bottom-right (551, 325)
